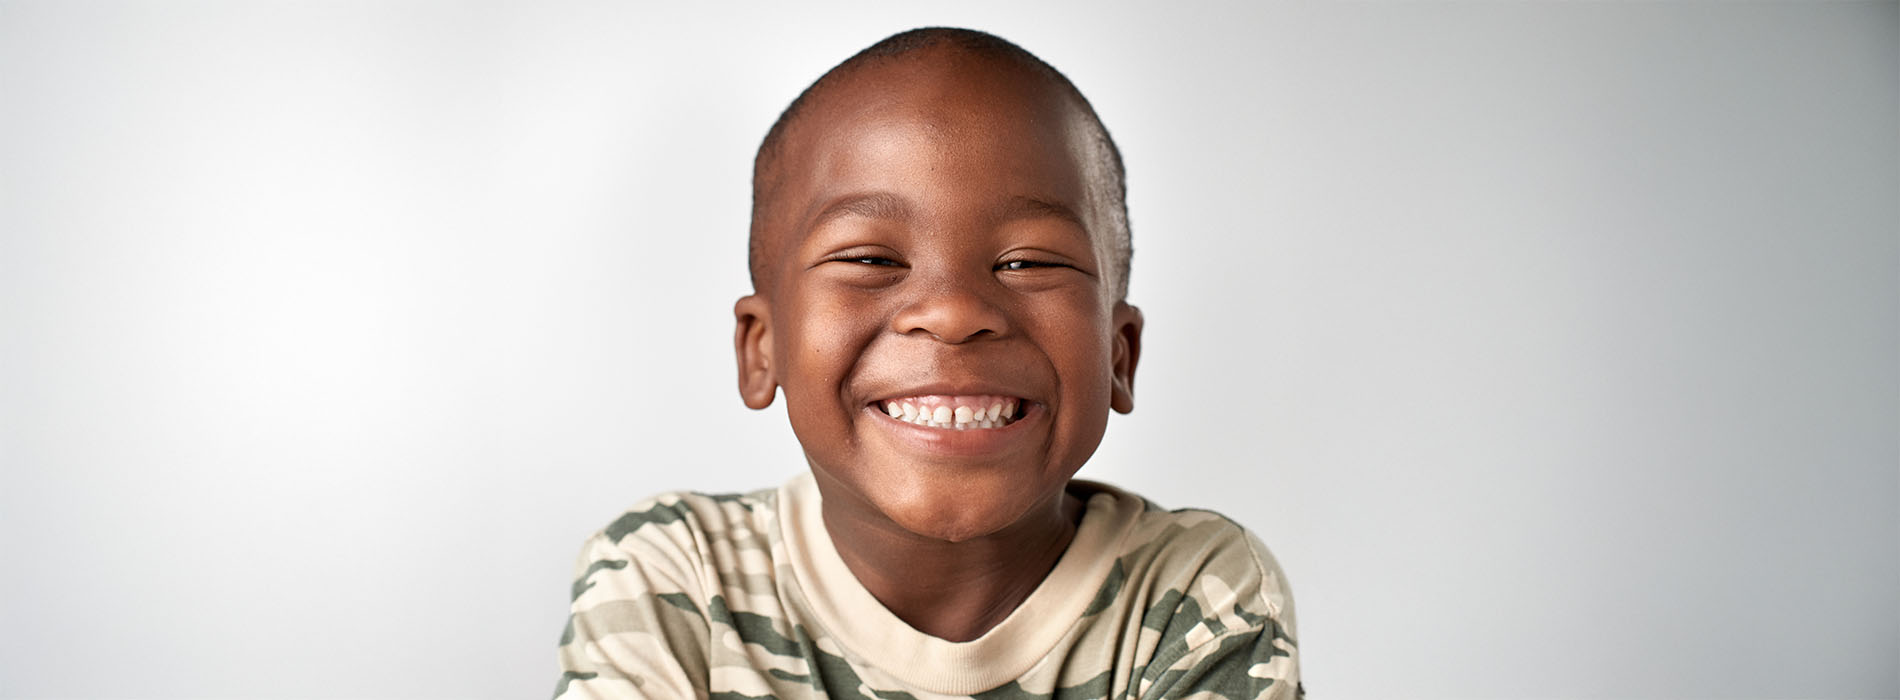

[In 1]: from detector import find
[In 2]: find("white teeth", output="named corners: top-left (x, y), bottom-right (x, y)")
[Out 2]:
top-left (881, 397), bottom-right (1022, 430)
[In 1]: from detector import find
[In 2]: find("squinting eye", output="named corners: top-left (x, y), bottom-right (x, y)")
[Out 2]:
top-left (998, 260), bottom-right (1065, 271)
top-left (846, 256), bottom-right (901, 267)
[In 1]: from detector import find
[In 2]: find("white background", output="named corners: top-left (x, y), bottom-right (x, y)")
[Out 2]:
top-left (2, 1), bottom-right (1895, 698)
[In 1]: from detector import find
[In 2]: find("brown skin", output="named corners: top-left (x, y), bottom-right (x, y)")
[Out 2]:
top-left (732, 47), bottom-right (1142, 642)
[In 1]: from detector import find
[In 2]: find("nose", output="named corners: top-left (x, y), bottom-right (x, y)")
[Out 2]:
top-left (890, 277), bottom-right (1009, 344)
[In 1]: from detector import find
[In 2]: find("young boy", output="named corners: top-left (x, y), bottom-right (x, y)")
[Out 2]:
top-left (555, 28), bottom-right (1301, 699)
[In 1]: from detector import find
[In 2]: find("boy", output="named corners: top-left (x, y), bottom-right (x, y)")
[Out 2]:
top-left (556, 28), bottom-right (1301, 699)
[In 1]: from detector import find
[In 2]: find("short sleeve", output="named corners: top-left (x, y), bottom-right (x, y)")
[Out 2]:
top-left (1140, 529), bottom-right (1302, 700)
top-left (554, 528), bottom-right (714, 700)
top-left (1141, 617), bottom-right (1301, 700)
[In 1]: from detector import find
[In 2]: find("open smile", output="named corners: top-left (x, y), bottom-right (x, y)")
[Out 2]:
top-left (863, 395), bottom-right (1042, 457)
top-left (871, 394), bottom-right (1032, 431)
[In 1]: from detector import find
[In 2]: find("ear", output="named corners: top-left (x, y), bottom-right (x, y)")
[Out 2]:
top-left (1109, 301), bottom-right (1143, 414)
top-left (733, 294), bottom-right (777, 409)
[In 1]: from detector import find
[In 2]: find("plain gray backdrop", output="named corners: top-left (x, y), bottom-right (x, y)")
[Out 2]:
top-left (2, 1), bottom-right (1895, 698)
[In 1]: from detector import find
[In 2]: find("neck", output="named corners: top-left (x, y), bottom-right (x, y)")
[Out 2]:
top-left (815, 474), bottom-right (1084, 642)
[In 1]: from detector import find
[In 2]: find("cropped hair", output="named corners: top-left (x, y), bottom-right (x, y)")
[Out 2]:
top-left (748, 27), bottom-right (1132, 299)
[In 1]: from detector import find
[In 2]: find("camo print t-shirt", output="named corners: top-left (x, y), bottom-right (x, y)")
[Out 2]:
top-left (555, 473), bottom-right (1301, 699)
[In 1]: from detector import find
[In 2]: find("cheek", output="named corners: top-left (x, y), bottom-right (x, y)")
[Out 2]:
top-left (1030, 296), bottom-right (1117, 374)
top-left (777, 292), bottom-right (883, 402)
top-left (1023, 298), bottom-right (1119, 438)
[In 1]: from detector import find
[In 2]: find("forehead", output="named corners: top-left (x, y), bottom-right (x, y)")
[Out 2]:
top-left (762, 48), bottom-right (1110, 248)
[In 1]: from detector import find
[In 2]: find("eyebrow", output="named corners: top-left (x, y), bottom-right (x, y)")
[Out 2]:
top-left (999, 195), bottom-right (1085, 229)
top-left (807, 192), bottom-right (912, 230)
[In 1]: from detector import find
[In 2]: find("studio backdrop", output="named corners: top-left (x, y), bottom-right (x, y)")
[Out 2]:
top-left (1, 2), bottom-right (1895, 698)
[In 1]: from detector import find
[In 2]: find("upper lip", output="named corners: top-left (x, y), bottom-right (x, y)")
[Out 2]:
top-left (866, 381), bottom-right (1033, 405)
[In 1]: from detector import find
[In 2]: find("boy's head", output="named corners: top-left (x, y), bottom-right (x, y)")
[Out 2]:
top-left (748, 28), bottom-right (1132, 300)
top-left (733, 28), bottom-right (1143, 543)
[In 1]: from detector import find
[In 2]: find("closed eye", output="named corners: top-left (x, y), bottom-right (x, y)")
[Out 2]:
top-left (996, 259), bottom-right (1069, 271)
top-left (823, 255), bottom-right (903, 267)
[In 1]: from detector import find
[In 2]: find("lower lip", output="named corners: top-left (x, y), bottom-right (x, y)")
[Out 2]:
top-left (864, 402), bottom-right (1042, 457)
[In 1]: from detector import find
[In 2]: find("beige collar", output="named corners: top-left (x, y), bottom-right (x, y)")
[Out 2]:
top-left (777, 472), bottom-right (1143, 695)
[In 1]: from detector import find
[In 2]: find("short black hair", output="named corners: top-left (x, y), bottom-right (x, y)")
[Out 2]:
top-left (748, 27), bottom-right (1132, 298)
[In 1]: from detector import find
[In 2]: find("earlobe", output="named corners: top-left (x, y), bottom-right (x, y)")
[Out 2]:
top-left (733, 295), bottom-right (777, 409)
top-left (1110, 302), bottom-right (1143, 414)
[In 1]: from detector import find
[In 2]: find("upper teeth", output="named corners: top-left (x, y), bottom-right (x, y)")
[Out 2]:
top-left (881, 395), bottom-right (1018, 430)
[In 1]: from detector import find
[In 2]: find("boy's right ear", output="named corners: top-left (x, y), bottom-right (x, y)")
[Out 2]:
top-left (733, 294), bottom-right (777, 409)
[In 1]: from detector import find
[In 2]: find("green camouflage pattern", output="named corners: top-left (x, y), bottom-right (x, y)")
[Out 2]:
top-left (556, 480), bottom-right (1301, 699)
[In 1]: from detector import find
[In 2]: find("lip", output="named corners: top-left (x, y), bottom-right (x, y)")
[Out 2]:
top-left (862, 389), bottom-right (1044, 458)
top-left (865, 381), bottom-right (1033, 406)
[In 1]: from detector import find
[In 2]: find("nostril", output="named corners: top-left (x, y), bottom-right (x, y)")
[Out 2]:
top-left (933, 328), bottom-right (998, 344)
top-left (891, 289), bottom-right (1009, 343)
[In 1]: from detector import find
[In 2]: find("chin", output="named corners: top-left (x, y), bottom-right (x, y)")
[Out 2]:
top-left (878, 486), bottom-right (1040, 544)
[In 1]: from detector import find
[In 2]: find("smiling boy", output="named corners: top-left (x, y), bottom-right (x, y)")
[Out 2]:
top-left (556, 28), bottom-right (1301, 699)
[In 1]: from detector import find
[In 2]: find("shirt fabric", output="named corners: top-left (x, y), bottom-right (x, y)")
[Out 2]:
top-left (555, 473), bottom-right (1301, 699)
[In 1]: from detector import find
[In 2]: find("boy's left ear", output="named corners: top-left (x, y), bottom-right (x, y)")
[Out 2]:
top-left (1110, 301), bottom-right (1143, 414)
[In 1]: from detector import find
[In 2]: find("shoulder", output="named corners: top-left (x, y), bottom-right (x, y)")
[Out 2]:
top-left (1138, 504), bottom-right (1294, 632)
top-left (557, 486), bottom-right (784, 699)
top-left (1073, 483), bottom-right (1302, 699)
top-left (579, 486), bottom-right (764, 559)
top-left (595, 487), bottom-right (778, 550)
top-left (1076, 482), bottom-right (1294, 628)
top-left (570, 486), bottom-right (782, 597)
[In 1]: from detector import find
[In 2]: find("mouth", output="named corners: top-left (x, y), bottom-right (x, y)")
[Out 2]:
top-left (874, 394), bottom-right (1028, 430)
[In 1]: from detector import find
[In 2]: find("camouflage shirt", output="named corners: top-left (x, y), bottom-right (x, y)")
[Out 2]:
top-left (556, 473), bottom-right (1301, 699)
